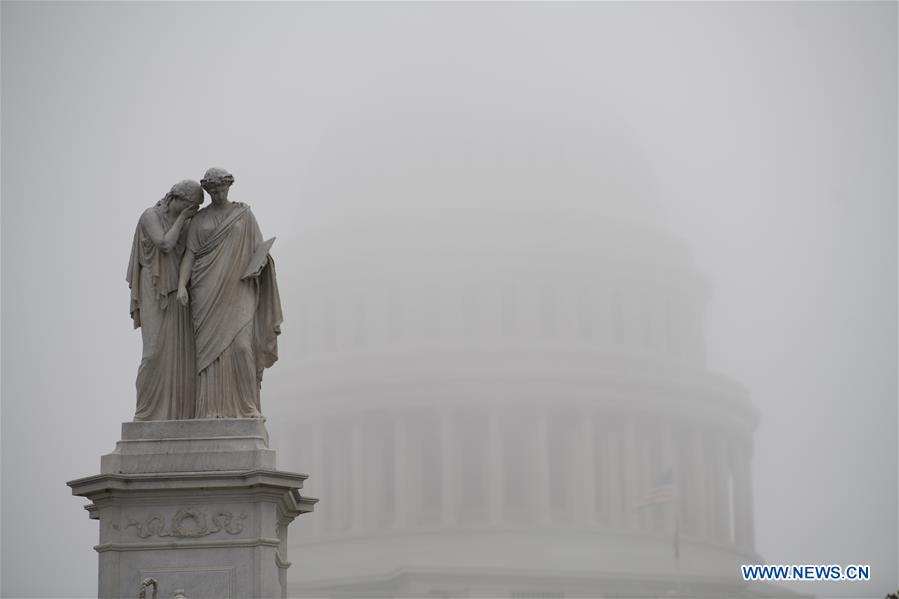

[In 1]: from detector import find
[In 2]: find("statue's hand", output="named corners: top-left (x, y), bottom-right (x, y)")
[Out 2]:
top-left (176, 287), bottom-right (189, 307)
top-left (181, 204), bottom-right (199, 219)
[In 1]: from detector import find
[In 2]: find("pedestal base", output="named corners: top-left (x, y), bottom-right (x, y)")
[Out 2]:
top-left (68, 419), bottom-right (316, 599)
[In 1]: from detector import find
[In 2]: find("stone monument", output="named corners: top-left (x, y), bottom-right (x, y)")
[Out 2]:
top-left (69, 169), bottom-right (316, 599)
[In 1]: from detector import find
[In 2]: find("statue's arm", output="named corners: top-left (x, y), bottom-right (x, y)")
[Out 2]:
top-left (140, 207), bottom-right (194, 253)
top-left (177, 250), bottom-right (194, 306)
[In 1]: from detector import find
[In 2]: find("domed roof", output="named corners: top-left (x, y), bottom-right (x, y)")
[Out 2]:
top-left (293, 36), bottom-right (667, 253)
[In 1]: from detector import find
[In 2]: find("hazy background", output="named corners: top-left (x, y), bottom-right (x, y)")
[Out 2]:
top-left (2, 2), bottom-right (896, 598)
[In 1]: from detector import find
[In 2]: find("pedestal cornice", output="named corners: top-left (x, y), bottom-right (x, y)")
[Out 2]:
top-left (67, 419), bottom-right (317, 599)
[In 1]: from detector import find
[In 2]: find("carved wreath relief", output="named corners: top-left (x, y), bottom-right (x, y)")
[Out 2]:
top-left (125, 507), bottom-right (247, 539)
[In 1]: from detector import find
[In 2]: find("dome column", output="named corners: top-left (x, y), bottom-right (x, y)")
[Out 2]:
top-left (579, 412), bottom-right (597, 525)
top-left (534, 409), bottom-right (551, 525)
top-left (732, 438), bottom-right (756, 550)
top-left (441, 409), bottom-right (457, 527)
top-left (625, 416), bottom-right (640, 529)
top-left (394, 413), bottom-right (410, 529)
top-left (487, 408), bottom-right (504, 524)
top-left (351, 415), bottom-right (365, 532)
top-left (691, 426), bottom-right (708, 538)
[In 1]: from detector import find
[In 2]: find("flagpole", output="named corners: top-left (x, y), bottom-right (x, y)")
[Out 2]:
top-left (672, 464), bottom-right (682, 597)
top-left (674, 511), bottom-right (682, 597)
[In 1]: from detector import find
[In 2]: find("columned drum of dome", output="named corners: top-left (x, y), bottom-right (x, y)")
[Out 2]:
top-left (276, 215), bottom-right (798, 598)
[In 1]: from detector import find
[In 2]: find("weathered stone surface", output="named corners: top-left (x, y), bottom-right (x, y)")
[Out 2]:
top-left (129, 169), bottom-right (283, 422)
top-left (101, 418), bottom-right (275, 474)
top-left (128, 180), bottom-right (203, 422)
top-left (69, 419), bottom-right (316, 599)
top-left (177, 167), bottom-right (282, 419)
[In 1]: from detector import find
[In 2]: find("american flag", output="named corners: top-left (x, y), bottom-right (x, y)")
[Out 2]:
top-left (634, 468), bottom-right (680, 562)
top-left (635, 468), bottom-right (675, 508)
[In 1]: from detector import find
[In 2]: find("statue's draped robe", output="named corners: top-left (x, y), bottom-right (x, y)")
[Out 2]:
top-left (127, 206), bottom-right (196, 420)
top-left (186, 203), bottom-right (282, 418)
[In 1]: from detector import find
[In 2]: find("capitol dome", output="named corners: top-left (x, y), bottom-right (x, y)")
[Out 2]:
top-left (269, 201), bottom-right (788, 598)
top-left (268, 69), bottom-right (791, 597)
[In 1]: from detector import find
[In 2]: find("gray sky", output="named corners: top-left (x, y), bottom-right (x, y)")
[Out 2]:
top-left (2, 2), bottom-right (896, 598)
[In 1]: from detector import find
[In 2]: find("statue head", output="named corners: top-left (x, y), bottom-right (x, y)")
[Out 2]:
top-left (162, 179), bottom-right (203, 213)
top-left (200, 167), bottom-right (235, 193)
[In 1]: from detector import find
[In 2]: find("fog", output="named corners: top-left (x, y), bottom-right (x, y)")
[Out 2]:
top-left (1, 2), bottom-right (896, 598)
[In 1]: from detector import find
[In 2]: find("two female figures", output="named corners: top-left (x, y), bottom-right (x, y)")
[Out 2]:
top-left (127, 169), bottom-right (282, 421)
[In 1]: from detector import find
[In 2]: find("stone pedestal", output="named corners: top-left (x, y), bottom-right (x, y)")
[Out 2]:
top-left (68, 419), bottom-right (317, 599)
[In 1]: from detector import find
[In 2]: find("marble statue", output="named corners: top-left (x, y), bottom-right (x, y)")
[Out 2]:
top-left (84, 177), bottom-right (302, 596)
top-left (177, 167), bottom-right (282, 418)
top-left (127, 180), bottom-right (203, 421)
